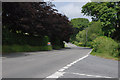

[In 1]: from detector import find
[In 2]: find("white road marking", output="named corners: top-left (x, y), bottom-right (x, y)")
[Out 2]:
top-left (65, 72), bottom-right (113, 78)
top-left (63, 66), bottom-right (69, 69)
top-left (58, 69), bottom-right (65, 72)
top-left (46, 71), bottom-right (66, 78)
top-left (46, 49), bottom-right (93, 78)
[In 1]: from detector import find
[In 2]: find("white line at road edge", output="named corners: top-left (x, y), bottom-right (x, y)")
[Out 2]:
top-left (46, 49), bottom-right (93, 78)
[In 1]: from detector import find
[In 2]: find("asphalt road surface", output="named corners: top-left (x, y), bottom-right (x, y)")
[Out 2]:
top-left (2, 43), bottom-right (118, 79)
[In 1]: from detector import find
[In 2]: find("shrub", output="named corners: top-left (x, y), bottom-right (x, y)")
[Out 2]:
top-left (92, 36), bottom-right (119, 57)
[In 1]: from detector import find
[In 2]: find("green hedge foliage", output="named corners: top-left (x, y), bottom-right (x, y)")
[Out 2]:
top-left (3, 29), bottom-right (49, 46)
top-left (3, 45), bottom-right (52, 53)
top-left (92, 36), bottom-right (119, 57)
top-left (2, 29), bottom-right (53, 53)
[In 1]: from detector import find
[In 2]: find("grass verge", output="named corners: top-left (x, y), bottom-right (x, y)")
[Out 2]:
top-left (72, 42), bottom-right (119, 61)
top-left (2, 45), bottom-right (52, 54)
top-left (91, 51), bottom-right (118, 61)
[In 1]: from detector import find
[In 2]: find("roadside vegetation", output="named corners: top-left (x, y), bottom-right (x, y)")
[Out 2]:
top-left (70, 2), bottom-right (120, 60)
top-left (2, 29), bottom-right (52, 53)
top-left (2, 2), bottom-right (73, 53)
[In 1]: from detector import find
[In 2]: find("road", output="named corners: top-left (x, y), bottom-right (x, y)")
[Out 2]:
top-left (2, 43), bottom-right (118, 79)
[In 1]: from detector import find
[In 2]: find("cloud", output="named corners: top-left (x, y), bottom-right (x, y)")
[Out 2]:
top-left (59, 3), bottom-right (81, 19)
top-left (58, 3), bottom-right (92, 21)
top-left (55, 2), bottom-right (92, 21)
top-left (53, 2), bottom-right (92, 21)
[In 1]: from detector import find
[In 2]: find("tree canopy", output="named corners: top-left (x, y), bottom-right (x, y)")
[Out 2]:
top-left (71, 18), bottom-right (89, 31)
top-left (2, 2), bottom-right (73, 44)
top-left (82, 2), bottom-right (120, 41)
top-left (70, 18), bottom-right (89, 42)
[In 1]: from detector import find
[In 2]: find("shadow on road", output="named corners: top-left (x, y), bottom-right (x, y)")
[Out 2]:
top-left (2, 52), bottom-right (31, 58)
top-left (2, 46), bottom-right (91, 58)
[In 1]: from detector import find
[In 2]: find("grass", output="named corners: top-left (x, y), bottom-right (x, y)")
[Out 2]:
top-left (73, 42), bottom-right (119, 61)
top-left (2, 43), bottom-right (65, 54)
top-left (2, 45), bottom-right (52, 54)
top-left (91, 51), bottom-right (119, 61)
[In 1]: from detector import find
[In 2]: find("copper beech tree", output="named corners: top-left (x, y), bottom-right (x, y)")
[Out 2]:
top-left (3, 2), bottom-right (73, 46)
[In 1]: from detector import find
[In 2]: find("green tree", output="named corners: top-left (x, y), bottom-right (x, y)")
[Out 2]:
top-left (70, 18), bottom-right (89, 42)
top-left (3, 2), bottom-right (73, 48)
top-left (76, 21), bottom-right (103, 45)
top-left (71, 18), bottom-right (89, 31)
top-left (87, 21), bottom-right (103, 41)
top-left (82, 2), bottom-right (120, 41)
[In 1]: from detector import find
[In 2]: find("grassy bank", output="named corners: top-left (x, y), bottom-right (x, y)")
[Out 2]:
top-left (77, 45), bottom-right (119, 60)
top-left (72, 41), bottom-right (119, 61)
top-left (2, 45), bottom-right (52, 54)
top-left (91, 52), bottom-right (118, 60)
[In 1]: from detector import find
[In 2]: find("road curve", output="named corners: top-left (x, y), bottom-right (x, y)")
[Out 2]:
top-left (2, 43), bottom-right (118, 79)
top-left (2, 43), bottom-right (91, 78)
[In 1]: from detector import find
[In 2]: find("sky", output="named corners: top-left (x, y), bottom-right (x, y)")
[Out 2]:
top-left (44, 0), bottom-right (92, 22)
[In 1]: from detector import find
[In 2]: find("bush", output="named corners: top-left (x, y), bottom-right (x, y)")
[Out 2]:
top-left (92, 36), bottom-right (119, 57)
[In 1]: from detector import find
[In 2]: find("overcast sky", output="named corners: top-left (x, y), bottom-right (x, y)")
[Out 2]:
top-left (44, 0), bottom-right (92, 22)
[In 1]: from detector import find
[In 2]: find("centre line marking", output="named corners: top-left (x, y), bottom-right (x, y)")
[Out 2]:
top-left (46, 49), bottom-right (93, 78)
